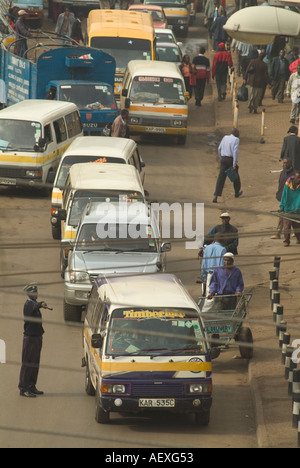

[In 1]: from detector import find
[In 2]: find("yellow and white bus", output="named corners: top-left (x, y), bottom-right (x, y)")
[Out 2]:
top-left (87, 9), bottom-right (156, 100)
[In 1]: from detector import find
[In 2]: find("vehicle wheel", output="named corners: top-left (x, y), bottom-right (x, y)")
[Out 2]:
top-left (195, 410), bottom-right (210, 426)
top-left (85, 360), bottom-right (96, 396)
top-left (63, 300), bottom-right (82, 322)
top-left (177, 135), bottom-right (187, 145)
top-left (95, 388), bottom-right (110, 424)
top-left (238, 327), bottom-right (253, 359)
top-left (52, 225), bottom-right (61, 240)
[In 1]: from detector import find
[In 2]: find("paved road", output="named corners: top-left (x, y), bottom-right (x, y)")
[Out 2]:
top-left (0, 13), bottom-right (257, 448)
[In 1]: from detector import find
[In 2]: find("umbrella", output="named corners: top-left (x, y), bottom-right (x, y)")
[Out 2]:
top-left (223, 6), bottom-right (300, 45)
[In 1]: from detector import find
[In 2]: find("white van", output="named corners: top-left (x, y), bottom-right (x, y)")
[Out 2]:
top-left (0, 100), bottom-right (82, 190)
top-left (120, 60), bottom-right (189, 145)
top-left (63, 202), bottom-right (171, 322)
top-left (60, 162), bottom-right (147, 274)
top-left (50, 136), bottom-right (146, 239)
top-left (83, 273), bottom-right (213, 425)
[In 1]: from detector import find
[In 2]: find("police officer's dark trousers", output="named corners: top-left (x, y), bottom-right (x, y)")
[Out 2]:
top-left (19, 335), bottom-right (43, 393)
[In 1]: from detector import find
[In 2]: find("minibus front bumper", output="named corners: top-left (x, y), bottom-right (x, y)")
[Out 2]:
top-left (100, 395), bottom-right (213, 414)
top-left (128, 125), bottom-right (187, 136)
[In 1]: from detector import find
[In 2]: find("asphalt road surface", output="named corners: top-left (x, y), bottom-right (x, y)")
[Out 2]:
top-left (0, 11), bottom-right (257, 448)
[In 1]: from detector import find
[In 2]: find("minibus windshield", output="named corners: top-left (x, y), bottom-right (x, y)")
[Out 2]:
top-left (69, 190), bottom-right (144, 226)
top-left (56, 156), bottom-right (126, 188)
top-left (0, 119), bottom-right (42, 152)
top-left (58, 84), bottom-right (116, 111)
top-left (90, 37), bottom-right (152, 71)
top-left (76, 222), bottom-right (157, 252)
top-left (130, 76), bottom-right (185, 104)
top-left (106, 308), bottom-right (206, 356)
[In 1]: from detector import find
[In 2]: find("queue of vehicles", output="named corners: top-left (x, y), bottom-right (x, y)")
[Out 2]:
top-left (0, 5), bottom-right (214, 426)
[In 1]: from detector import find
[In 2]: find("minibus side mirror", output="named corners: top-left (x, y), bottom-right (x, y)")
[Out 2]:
top-left (91, 333), bottom-right (103, 349)
top-left (125, 97), bottom-right (131, 109)
top-left (59, 209), bottom-right (67, 221)
top-left (161, 242), bottom-right (171, 252)
top-left (122, 89), bottom-right (128, 97)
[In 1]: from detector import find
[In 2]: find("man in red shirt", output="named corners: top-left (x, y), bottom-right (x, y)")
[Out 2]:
top-left (212, 42), bottom-right (233, 102)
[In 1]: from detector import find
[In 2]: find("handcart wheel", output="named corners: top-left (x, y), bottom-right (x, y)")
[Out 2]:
top-left (238, 327), bottom-right (253, 359)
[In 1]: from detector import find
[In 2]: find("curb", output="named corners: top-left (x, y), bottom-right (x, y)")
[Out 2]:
top-left (248, 362), bottom-right (270, 448)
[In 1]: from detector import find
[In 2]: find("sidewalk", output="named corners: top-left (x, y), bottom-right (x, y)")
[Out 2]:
top-left (209, 48), bottom-right (300, 448)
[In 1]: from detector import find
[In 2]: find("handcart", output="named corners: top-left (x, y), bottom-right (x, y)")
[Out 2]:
top-left (198, 293), bottom-right (253, 359)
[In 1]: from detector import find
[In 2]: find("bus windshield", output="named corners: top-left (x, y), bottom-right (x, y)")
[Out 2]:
top-left (0, 119), bottom-right (42, 152)
top-left (76, 223), bottom-right (157, 252)
top-left (90, 37), bottom-right (152, 71)
top-left (130, 76), bottom-right (185, 104)
top-left (58, 84), bottom-right (116, 111)
top-left (106, 308), bottom-right (206, 356)
top-left (69, 190), bottom-right (144, 226)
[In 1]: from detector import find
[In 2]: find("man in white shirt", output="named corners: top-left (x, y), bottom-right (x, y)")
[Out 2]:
top-left (286, 64), bottom-right (300, 124)
top-left (213, 128), bottom-right (243, 203)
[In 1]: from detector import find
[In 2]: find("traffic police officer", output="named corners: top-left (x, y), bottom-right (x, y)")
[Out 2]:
top-left (18, 284), bottom-right (50, 398)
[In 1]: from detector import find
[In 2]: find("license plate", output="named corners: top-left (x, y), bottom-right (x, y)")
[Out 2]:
top-left (206, 325), bottom-right (233, 334)
top-left (0, 177), bottom-right (16, 186)
top-left (146, 127), bottom-right (166, 133)
top-left (139, 399), bottom-right (175, 408)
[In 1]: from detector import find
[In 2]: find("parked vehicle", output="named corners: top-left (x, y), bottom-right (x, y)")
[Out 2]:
top-left (63, 202), bottom-right (170, 322)
top-left (0, 46), bottom-right (118, 135)
top-left (156, 42), bottom-right (183, 66)
top-left (121, 60), bottom-right (189, 144)
top-left (0, 100), bottom-right (82, 190)
top-left (128, 4), bottom-right (168, 29)
top-left (83, 273), bottom-right (213, 425)
top-left (50, 136), bottom-right (146, 239)
top-left (144, 0), bottom-right (190, 37)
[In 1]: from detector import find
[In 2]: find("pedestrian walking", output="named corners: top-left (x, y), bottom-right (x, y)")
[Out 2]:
top-left (244, 49), bottom-right (270, 114)
top-left (207, 252), bottom-right (244, 311)
top-left (280, 172), bottom-right (300, 246)
top-left (212, 11), bottom-right (228, 52)
top-left (192, 46), bottom-right (210, 106)
top-left (14, 10), bottom-right (32, 58)
top-left (111, 109), bottom-right (129, 137)
top-left (71, 13), bottom-right (85, 44)
top-left (213, 128), bottom-right (243, 203)
top-left (271, 159), bottom-right (295, 240)
top-left (179, 54), bottom-right (193, 98)
top-left (204, 212), bottom-right (239, 254)
top-left (280, 125), bottom-right (300, 171)
top-left (18, 284), bottom-right (51, 398)
top-left (212, 42), bottom-right (233, 102)
top-left (286, 46), bottom-right (299, 67)
top-left (204, 0), bottom-right (224, 39)
top-left (237, 41), bottom-right (258, 79)
top-left (269, 49), bottom-right (290, 103)
top-left (55, 7), bottom-right (75, 41)
top-left (286, 64), bottom-right (300, 124)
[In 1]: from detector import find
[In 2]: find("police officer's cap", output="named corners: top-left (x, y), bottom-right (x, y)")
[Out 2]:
top-left (23, 283), bottom-right (38, 294)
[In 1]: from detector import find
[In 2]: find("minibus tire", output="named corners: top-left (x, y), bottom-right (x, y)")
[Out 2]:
top-left (63, 301), bottom-right (82, 322)
top-left (85, 360), bottom-right (96, 396)
top-left (195, 410), bottom-right (210, 426)
top-left (52, 225), bottom-right (61, 240)
top-left (95, 388), bottom-right (110, 424)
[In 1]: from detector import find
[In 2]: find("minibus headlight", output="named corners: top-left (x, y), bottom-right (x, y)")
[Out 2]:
top-left (130, 117), bottom-right (140, 125)
top-left (101, 384), bottom-right (126, 394)
top-left (173, 120), bottom-right (183, 126)
top-left (26, 169), bottom-right (43, 178)
top-left (69, 271), bottom-right (90, 283)
top-left (189, 383), bottom-right (212, 394)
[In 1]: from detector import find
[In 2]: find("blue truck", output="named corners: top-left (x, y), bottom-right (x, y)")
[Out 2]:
top-left (0, 46), bottom-right (118, 135)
